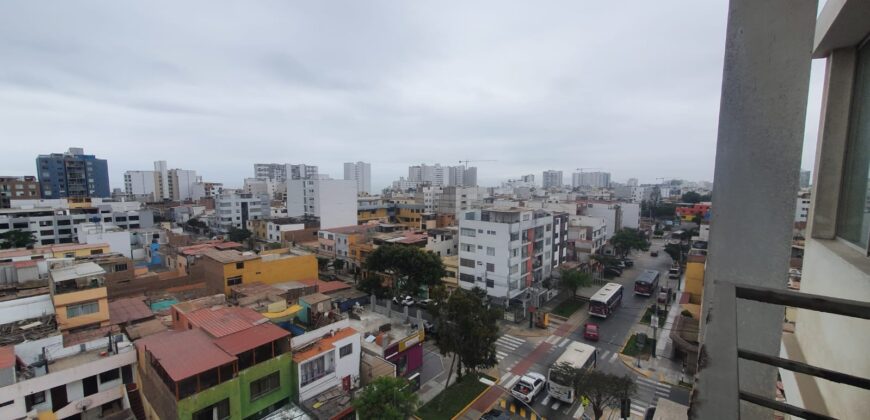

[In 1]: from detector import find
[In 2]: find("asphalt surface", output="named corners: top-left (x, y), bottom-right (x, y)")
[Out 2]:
top-left (491, 241), bottom-right (691, 420)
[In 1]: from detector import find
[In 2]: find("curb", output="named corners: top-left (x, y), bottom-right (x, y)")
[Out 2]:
top-left (618, 354), bottom-right (655, 379)
top-left (451, 379), bottom-right (496, 420)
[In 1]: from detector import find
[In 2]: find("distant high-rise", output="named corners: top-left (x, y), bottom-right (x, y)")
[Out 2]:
top-left (627, 178), bottom-right (639, 187)
top-left (447, 166), bottom-right (478, 187)
top-left (36, 147), bottom-right (110, 199)
top-left (799, 169), bottom-right (811, 188)
top-left (573, 171), bottom-right (611, 188)
top-left (408, 163), bottom-right (446, 186)
top-left (254, 163), bottom-right (318, 182)
top-left (343, 161), bottom-right (371, 194)
top-left (124, 160), bottom-right (200, 201)
top-left (542, 170), bottom-right (563, 189)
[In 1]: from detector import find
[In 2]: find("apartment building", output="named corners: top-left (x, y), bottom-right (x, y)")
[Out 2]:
top-left (286, 179), bottom-right (357, 230)
top-left (254, 163), bottom-right (318, 183)
top-left (458, 208), bottom-right (554, 301)
top-left (317, 224), bottom-right (377, 263)
top-left (136, 305), bottom-right (294, 420)
top-left (551, 212), bottom-right (569, 269)
top-left (123, 161), bottom-right (200, 202)
top-left (426, 227), bottom-right (458, 258)
top-left (290, 319), bottom-right (361, 409)
top-left (213, 192), bottom-right (270, 232)
top-left (436, 186), bottom-right (481, 215)
top-left (795, 193), bottom-right (811, 223)
top-left (567, 215), bottom-right (607, 261)
top-left (416, 185), bottom-right (442, 213)
top-left (0, 331), bottom-right (139, 420)
top-left (408, 163), bottom-right (445, 186)
top-left (123, 171), bottom-right (157, 201)
top-left (348, 310), bottom-right (425, 388)
top-left (579, 201), bottom-right (627, 238)
top-left (36, 148), bottom-right (110, 199)
top-left (343, 161), bottom-right (371, 195)
top-left (49, 261), bottom-right (110, 333)
top-left (542, 170), bottom-right (563, 189)
top-left (447, 166), bottom-right (477, 187)
top-left (188, 247), bottom-right (317, 295)
top-left (0, 201), bottom-right (153, 246)
top-left (0, 176), bottom-right (39, 208)
top-left (572, 171), bottom-right (611, 188)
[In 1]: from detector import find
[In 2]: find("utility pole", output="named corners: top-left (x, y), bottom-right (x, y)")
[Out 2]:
top-left (652, 284), bottom-right (658, 358)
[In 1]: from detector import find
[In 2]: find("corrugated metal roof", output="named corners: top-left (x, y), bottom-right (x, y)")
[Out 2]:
top-left (213, 323), bottom-right (289, 356)
top-left (49, 262), bottom-right (105, 282)
top-left (109, 296), bottom-right (154, 325)
top-left (298, 279), bottom-right (350, 294)
top-left (300, 292), bottom-right (332, 305)
top-left (186, 306), bottom-right (267, 338)
top-left (135, 328), bottom-right (235, 382)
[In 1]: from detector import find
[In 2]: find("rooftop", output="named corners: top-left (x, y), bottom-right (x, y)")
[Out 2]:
top-left (300, 293), bottom-right (332, 305)
top-left (0, 345), bottom-right (15, 369)
top-left (347, 310), bottom-right (422, 354)
top-left (200, 249), bottom-right (259, 264)
top-left (298, 278), bottom-right (351, 294)
top-left (50, 262), bottom-right (105, 283)
top-left (213, 323), bottom-right (289, 356)
top-left (136, 328), bottom-right (236, 382)
top-left (321, 224), bottom-right (377, 235)
top-left (185, 306), bottom-right (268, 338)
top-left (109, 296), bottom-right (154, 325)
top-left (292, 327), bottom-right (358, 363)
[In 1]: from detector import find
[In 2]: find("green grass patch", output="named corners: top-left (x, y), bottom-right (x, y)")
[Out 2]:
top-left (621, 334), bottom-right (654, 359)
top-left (416, 373), bottom-right (489, 420)
top-left (640, 305), bottom-right (667, 327)
top-left (552, 299), bottom-right (586, 318)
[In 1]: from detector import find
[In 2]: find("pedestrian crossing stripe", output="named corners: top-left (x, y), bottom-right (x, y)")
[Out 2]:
top-left (631, 402), bottom-right (647, 417)
top-left (609, 352), bottom-right (619, 363)
top-left (501, 334), bottom-right (525, 344)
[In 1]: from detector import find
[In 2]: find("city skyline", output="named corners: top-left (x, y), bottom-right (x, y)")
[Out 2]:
top-left (0, 1), bottom-right (823, 191)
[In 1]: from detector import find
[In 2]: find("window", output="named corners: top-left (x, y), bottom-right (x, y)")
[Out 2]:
top-left (300, 352), bottom-right (335, 387)
top-left (459, 273), bottom-right (475, 283)
top-left (250, 372), bottom-right (281, 401)
top-left (460, 228), bottom-right (476, 237)
top-left (486, 279), bottom-right (495, 288)
top-left (99, 368), bottom-right (120, 383)
top-left (235, 262), bottom-right (244, 269)
top-left (486, 247), bottom-right (495, 256)
top-left (510, 264), bottom-right (519, 274)
top-left (66, 302), bottom-right (99, 318)
top-left (339, 343), bottom-right (353, 358)
top-left (837, 40), bottom-right (870, 251)
top-left (477, 245), bottom-right (483, 249)
top-left (114, 263), bottom-right (128, 272)
top-left (193, 399), bottom-right (230, 420)
top-left (461, 244), bottom-right (474, 253)
top-left (460, 258), bottom-right (475, 268)
top-left (25, 391), bottom-right (45, 411)
top-left (227, 276), bottom-right (242, 286)
top-left (486, 263), bottom-right (495, 272)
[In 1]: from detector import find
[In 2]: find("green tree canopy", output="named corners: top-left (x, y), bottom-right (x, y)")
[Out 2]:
top-left (352, 376), bottom-right (419, 420)
top-left (560, 268), bottom-right (592, 297)
top-left (430, 287), bottom-right (501, 392)
top-left (227, 227), bottom-right (252, 243)
top-left (681, 191), bottom-right (702, 203)
top-left (549, 363), bottom-right (636, 419)
top-left (610, 228), bottom-right (650, 257)
top-left (333, 258), bottom-right (345, 271)
top-left (364, 244), bottom-right (446, 297)
top-left (0, 230), bottom-right (36, 249)
top-left (358, 273), bottom-right (389, 298)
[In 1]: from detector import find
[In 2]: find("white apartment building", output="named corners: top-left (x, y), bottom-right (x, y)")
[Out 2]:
top-left (286, 179), bottom-right (357, 230)
top-left (579, 201), bottom-right (628, 238)
top-left (408, 163), bottom-right (446, 186)
top-left (573, 171), bottom-right (611, 188)
top-left (123, 161), bottom-right (200, 201)
top-left (568, 215), bottom-right (607, 261)
top-left (343, 161), bottom-right (372, 195)
top-left (0, 332), bottom-right (138, 420)
top-left (447, 166), bottom-right (477, 187)
top-left (0, 204), bottom-right (153, 247)
top-left (122, 171), bottom-right (156, 200)
top-left (426, 227), bottom-right (458, 258)
top-left (290, 320), bottom-right (361, 402)
top-left (212, 192), bottom-right (270, 232)
top-left (417, 186), bottom-right (443, 213)
top-left (795, 193), bottom-right (811, 223)
top-left (542, 170), bottom-right (563, 189)
top-left (458, 208), bottom-right (555, 301)
top-left (436, 186), bottom-right (481, 215)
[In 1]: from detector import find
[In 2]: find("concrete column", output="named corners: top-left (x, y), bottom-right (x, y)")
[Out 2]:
top-left (700, 0), bottom-right (817, 417)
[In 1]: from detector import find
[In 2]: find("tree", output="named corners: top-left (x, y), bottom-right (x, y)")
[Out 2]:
top-left (265, 242), bottom-right (283, 250)
top-left (0, 230), bottom-right (36, 249)
top-left (549, 364), bottom-right (636, 420)
top-left (352, 376), bottom-right (418, 420)
top-left (227, 227), bottom-right (252, 243)
top-left (560, 268), bottom-right (592, 297)
top-left (333, 258), bottom-right (345, 271)
top-left (316, 257), bottom-right (330, 271)
top-left (664, 243), bottom-right (682, 262)
top-left (358, 273), bottom-right (389, 298)
top-left (681, 191), bottom-right (702, 203)
top-left (609, 228), bottom-right (650, 257)
top-left (430, 287), bottom-right (501, 396)
top-left (364, 244), bottom-right (446, 297)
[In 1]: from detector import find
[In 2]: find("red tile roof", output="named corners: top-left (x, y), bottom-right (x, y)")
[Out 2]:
top-left (136, 329), bottom-right (236, 382)
top-left (109, 297), bottom-right (154, 325)
top-left (0, 346), bottom-right (15, 369)
top-left (185, 306), bottom-right (267, 338)
top-left (298, 278), bottom-right (351, 294)
top-left (13, 260), bottom-right (38, 268)
top-left (213, 323), bottom-right (289, 356)
top-left (292, 328), bottom-right (358, 363)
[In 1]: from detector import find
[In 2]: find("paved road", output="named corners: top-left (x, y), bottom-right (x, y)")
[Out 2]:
top-left (481, 242), bottom-right (691, 419)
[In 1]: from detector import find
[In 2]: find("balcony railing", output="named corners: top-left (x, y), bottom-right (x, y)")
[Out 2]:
top-left (692, 281), bottom-right (870, 420)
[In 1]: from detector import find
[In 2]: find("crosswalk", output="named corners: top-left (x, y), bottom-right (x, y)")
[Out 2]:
top-left (548, 314), bottom-right (566, 333)
top-left (631, 376), bottom-right (673, 418)
top-left (495, 334), bottom-right (525, 362)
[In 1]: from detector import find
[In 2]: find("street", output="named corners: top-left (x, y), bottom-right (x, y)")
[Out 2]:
top-left (481, 239), bottom-right (691, 419)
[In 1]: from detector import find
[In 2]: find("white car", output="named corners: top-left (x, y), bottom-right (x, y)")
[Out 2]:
top-left (510, 372), bottom-right (546, 404)
top-left (392, 295), bottom-right (415, 306)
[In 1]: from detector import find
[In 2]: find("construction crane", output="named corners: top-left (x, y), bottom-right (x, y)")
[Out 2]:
top-left (458, 159), bottom-right (497, 169)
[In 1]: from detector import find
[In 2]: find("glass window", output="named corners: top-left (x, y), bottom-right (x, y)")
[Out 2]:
top-left (339, 344), bottom-right (353, 358)
top-left (486, 263), bottom-right (495, 272)
top-left (250, 371), bottom-right (280, 401)
top-left (487, 247), bottom-right (495, 256)
top-left (837, 41), bottom-right (870, 251)
top-left (193, 399), bottom-right (230, 420)
top-left (67, 301), bottom-right (99, 318)
top-left (99, 368), bottom-right (120, 383)
top-left (460, 258), bottom-right (475, 268)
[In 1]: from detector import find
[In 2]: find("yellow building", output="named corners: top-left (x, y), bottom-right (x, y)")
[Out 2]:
top-left (681, 254), bottom-right (706, 318)
top-left (49, 261), bottom-right (110, 332)
top-left (37, 243), bottom-right (110, 258)
top-left (396, 206), bottom-right (424, 229)
top-left (442, 255), bottom-right (459, 289)
top-left (358, 207), bottom-right (389, 224)
top-left (191, 248), bottom-right (318, 295)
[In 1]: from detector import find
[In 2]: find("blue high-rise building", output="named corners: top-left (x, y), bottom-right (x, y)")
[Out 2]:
top-left (36, 147), bottom-right (110, 199)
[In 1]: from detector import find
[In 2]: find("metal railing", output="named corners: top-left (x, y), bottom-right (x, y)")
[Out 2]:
top-left (692, 281), bottom-right (870, 420)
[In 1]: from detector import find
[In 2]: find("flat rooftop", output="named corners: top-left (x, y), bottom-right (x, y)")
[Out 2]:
top-left (201, 249), bottom-right (259, 264)
top-left (50, 262), bottom-right (105, 283)
top-left (347, 310), bottom-right (422, 354)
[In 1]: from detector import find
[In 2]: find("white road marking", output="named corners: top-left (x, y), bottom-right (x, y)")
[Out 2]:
top-left (501, 334), bottom-right (525, 345)
top-left (497, 350), bottom-right (508, 359)
top-left (500, 372), bottom-right (514, 383)
top-left (573, 405), bottom-right (586, 418)
top-left (551, 401), bottom-right (561, 410)
top-left (631, 402), bottom-right (647, 417)
top-left (608, 352), bottom-right (619, 363)
top-left (541, 395), bottom-right (551, 406)
top-left (505, 375), bottom-right (521, 390)
top-left (557, 337), bottom-right (570, 347)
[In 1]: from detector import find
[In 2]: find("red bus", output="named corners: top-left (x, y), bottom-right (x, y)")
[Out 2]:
top-left (589, 283), bottom-right (624, 318)
top-left (634, 270), bottom-right (660, 297)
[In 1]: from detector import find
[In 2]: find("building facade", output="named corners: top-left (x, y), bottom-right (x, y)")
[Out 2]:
top-left (0, 202), bottom-right (153, 247)
top-left (213, 192), bottom-right (270, 232)
top-left (254, 163), bottom-right (318, 183)
top-left (343, 161), bottom-right (371, 195)
top-left (542, 170), bottom-right (563, 189)
top-left (0, 176), bottom-right (39, 209)
top-left (36, 148), bottom-right (110, 199)
top-left (573, 171), bottom-right (611, 188)
top-left (286, 179), bottom-right (357, 230)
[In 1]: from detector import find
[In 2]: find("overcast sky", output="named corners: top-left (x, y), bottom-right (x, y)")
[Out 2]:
top-left (0, 1), bottom-right (824, 191)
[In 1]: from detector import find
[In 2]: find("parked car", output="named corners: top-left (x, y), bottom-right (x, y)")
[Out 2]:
top-left (392, 295), bottom-right (415, 306)
top-left (417, 298), bottom-right (436, 309)
top-left (319, 273), bottom-right (337, 281)
top-left (668, 266), bottom-right (681, 279)
top-left (650, 250), bottom-right (659, 257)
top-left (611, 260), bottom-right (626, 269)
top-left (603, 267), bottom-right (622, 278)
top-left (622, 258), bottom-right (634, 267)
top-left (583, 322), bottom-right (600, 341)
top-left (511, 372), bottom-right (547, 404)
top-left (481, 409), bottom-right (511, 420)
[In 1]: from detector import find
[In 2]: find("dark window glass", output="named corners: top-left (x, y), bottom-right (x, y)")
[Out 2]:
top-left (837, 41), bottom-right (870, 250)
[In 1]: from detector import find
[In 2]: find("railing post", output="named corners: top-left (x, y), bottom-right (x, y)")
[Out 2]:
top-left (691, 280), bottom-right (739, 419)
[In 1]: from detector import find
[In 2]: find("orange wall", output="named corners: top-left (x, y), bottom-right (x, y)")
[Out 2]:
top-left (53, 287), bottom-right (109, 331)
